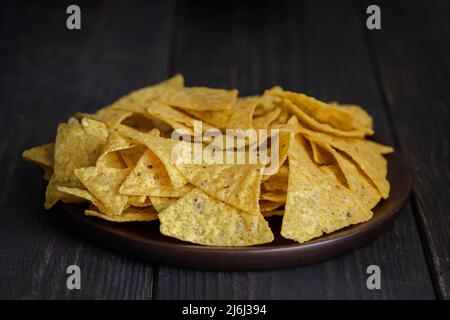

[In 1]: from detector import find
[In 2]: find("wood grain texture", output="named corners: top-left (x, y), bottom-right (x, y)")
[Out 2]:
top-left (0, 0), bottom-right (177, 299)
top-left (366, 0), bottom-right (450, 299)
top-left (155, 0), bottom-right (435, 299)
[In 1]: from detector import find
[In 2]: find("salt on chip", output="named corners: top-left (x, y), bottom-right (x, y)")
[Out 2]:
top-left (177, 164), bottom-right (261, 213)
top-left (281, 134), bottom-right (372, 243)
top-left (159, 87), bottom-right (238, 111)
top-left (119, 149), bottom-right (174, 196)
top-left (159, 188), bottom-right (273, 246)
top-left (75, 166), bottom-right (130, 215)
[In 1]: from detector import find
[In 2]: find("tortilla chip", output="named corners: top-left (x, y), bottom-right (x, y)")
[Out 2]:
top-left (177, 164), bottom-right (261, 213)
top-left (149, 196), bottom-right (178, 212)
top-left (281, 134), bottom-right (372, 243)
top-left (45, 122), bottom-right (104, 208)
top-left (159, 87), bottom-right (238, 111)
top-left (159, 188), bottom-right (273, 246)
top-left (262, 165), bottom-right (288, 192)
top-left (97, 131), bottom-right (134, 167)
top-left (301, 128), bottom-right (391, 198)
top-left (119, 149), bottom-right (174, 196)
top-left (23, 143), bottom-right (54, 168)
top-left (75, 166), bottom-right (130, 215)
top-left (117, 125), bottom-right (187, 188)
top-left (81, 117), bottom-right (109, 143)
top-left (270, 88), bottom-right (372, 134)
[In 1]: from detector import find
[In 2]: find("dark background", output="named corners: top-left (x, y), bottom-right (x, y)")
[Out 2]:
top-left (0, 0), bottom-right (448, 299)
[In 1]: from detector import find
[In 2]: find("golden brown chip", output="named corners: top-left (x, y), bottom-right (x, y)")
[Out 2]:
top-left (45, 122), bottom-right (104, 208)
top-left (75, 166), bottom-right (130, 215)
top-left (117, 125), bottom-right (188, 188)
top-left (81, 117), bottom-right (109, 143)
top-left (159, 188), bottom-right (273, 246)
top-left (281, 134), bottom-right (372, 243)
top-left (23, 143), bottom-right (54, 168)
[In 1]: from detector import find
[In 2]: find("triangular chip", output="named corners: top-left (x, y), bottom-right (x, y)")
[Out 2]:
top-left (119, 149), bottom-right (174, 196)
top-left (177, 164), bottom-right (261, 213)
top-left (75, 167), bottom-right (130, 215)
top-left (159, 188), bottom-right (273, 246)
top-left (44, 122), bottom-right (104, 208)
top-left (281, 134), bottom-right (372, 243)
top-left (23, 143), bottom-right (54, 168)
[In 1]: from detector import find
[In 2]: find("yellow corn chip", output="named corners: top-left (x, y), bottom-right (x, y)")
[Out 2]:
top-left (281, 134), bottom-right (372, 243)
top-left (23, 143), bottom-right (54, 168)
top-left (81, 117), bottom-right (108, 143)
top-left (75, 167), bottom-right (130, 215)
top-left (159, 188), bottom-right (273, 246)
top-left (177, 164), bottom-right (261, 213)
top-left (301, 128), bottom-right (391, 198)
top-left (45, 122), bottom-right (104, 208)
top-left (149, 196), bottom-right (178, 212)
top-left (117, 125), bottom-right (187, 188)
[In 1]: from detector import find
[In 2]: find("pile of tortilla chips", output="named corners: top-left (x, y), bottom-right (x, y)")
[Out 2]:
top-left (23, 75), bottom-right (393, 246)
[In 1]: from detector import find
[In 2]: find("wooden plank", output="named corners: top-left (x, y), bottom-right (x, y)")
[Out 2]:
top-left (0, 0), bottom-right (175, 299)
top-left (366, 0), bottom-right (450, 299)
top-left (155, 0), bottom-right (435, 299)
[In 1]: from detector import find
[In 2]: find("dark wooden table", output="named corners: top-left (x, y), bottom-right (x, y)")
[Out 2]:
top-left (0, 0), bottom-right (448, 300)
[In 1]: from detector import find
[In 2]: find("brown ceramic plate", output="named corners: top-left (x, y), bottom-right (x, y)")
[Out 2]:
top-left (57, 146), bottom-right (412, 271)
